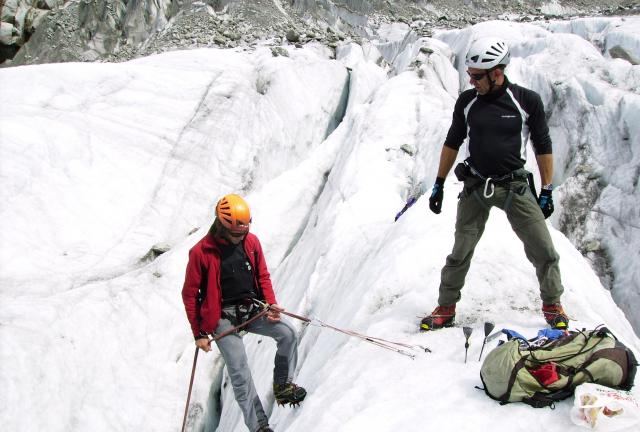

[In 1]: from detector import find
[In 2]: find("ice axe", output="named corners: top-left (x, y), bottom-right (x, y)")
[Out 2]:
top-left (395, 183), bottom-right (428, 221)
top-left (463, 326), bottom-right (473, 363)
top-left (478, 321), bottom-right (495, 362)
top-left (394, 196), bottom-right (417, 221)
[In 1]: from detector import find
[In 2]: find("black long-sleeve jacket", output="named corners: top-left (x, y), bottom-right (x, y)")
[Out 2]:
top-left (443, 77), bottom-right (552, 177)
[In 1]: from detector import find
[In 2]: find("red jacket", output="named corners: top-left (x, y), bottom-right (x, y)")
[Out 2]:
top-left (181, 231), bottom-right (277, 337)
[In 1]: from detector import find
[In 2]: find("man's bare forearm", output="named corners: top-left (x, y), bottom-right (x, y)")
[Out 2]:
top-left (536, 154), bottom-right (554, 186)
top-left (436, 146), bottom-right (459, 179)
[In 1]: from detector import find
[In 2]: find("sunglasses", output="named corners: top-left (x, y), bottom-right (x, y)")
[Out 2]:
top-left (228, 231), bottom-right (247, 238)
top-left (467, 71), bottom-right (488, 81)
top-left (226, 223), bottom-right (250, 238)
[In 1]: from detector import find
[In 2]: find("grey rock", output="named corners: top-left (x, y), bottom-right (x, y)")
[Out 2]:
top-left (286, 28), bottom-right (299, 42)
top-left (400, 144), bottom-right (415, 156)
top-left (575, 164), bottom-right (593, 175)
top-left (1, 0), bottom-right (20, 22)
top-left (609, 45), bottom-right (639, 65)
top-left (25, 7), bottom-right (49, 33)
top-left (0, 22), bottom-right (18, 45)
top-left (270, 46), bottom-right (289, 57)
top-left (140, 242), bottom-right (172, 263)
top-left (584, 240), bottom-right (602, 252)
top-left (223, 30), bottom-right (240, 40)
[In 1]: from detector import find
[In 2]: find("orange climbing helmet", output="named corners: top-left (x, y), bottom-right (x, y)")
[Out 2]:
top-left (215, 194), bottom-right (251, 234)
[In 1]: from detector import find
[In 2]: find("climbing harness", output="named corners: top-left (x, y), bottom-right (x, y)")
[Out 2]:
top-left (465, 160), bottom-right (518, 199)
top-left (458, 159), bottom-right (532, 210)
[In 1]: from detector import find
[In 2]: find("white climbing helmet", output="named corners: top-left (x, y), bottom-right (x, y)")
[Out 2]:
top-left (465, 37), bottom-right (510, 69)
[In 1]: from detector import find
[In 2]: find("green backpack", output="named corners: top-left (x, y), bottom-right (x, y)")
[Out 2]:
top-left (479, 327), bottom-right (638, 408)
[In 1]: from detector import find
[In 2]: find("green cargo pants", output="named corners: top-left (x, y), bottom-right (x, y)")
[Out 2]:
top-left (438, 177), bottom-right (564, 306)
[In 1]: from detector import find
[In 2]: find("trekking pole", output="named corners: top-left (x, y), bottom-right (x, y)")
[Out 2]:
top-left (478, 322), bottom-right (495, 362)
top-left (181, 307), bottom-right (270, 431)
top-left (463, 327), bottom-right (473, 363)
top-left (181, 347), bottom-right (199, 432)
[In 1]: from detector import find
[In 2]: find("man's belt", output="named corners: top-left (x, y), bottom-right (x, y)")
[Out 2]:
top-left (457, 160), bottom-right (529, 199)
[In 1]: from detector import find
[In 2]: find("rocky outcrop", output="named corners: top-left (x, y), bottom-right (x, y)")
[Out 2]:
top-left (3, 0), bottom-right (638, 65)
top-left (1, 0), bottom-right (66, 62)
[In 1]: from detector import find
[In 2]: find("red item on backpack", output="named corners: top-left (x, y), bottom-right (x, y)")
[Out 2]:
top-left (529, 363), bottom-right (559, 386)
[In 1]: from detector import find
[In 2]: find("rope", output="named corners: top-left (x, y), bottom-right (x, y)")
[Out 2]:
top-left (253, 299), bottom-right (431, 359)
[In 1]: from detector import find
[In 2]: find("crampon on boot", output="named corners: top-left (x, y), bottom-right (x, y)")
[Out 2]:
top-left (542, 303), bottom-right (569, 329)
top-left (273, 382), bottom-right (306, 407)
top-left (420, 305), bottom-right (456, 331)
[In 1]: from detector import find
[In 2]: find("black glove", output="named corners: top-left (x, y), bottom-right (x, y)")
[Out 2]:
top-left (429, 177), bottom-right (445, 214)
top-left (538, 188), bottom-right (554, 219)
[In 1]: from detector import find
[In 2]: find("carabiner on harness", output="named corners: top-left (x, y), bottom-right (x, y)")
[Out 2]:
top-left (483, 177), bottom-right (495, 198)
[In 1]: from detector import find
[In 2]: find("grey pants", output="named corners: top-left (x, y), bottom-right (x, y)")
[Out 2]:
top-left (438, 178), bottom-right (564, 306)
top-left (214, 313), bottom-right (298, 432)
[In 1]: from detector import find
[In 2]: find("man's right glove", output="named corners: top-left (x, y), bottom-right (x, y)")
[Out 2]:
top-left (538, 188), bottom-right (554, 219)
top-left (429, 177), bottom-right (445, 214)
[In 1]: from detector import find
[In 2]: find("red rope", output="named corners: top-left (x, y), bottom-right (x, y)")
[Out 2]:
top-left (265, 303), bottom-right (430, 358)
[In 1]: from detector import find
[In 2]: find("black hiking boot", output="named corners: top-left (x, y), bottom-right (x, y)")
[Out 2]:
top-left (257, 427), bottom-right (274, 432)
top-left (273, 382), bottom-right (307, 407)
top-left (542, 303), bottom-right (569, 329)
top-left (420, 305), bottom-right (456, 331)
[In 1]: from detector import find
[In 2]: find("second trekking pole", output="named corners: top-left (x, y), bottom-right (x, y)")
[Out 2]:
top-left (463, 327), bottom-right (473, 363)
top-left (181, 347), bottom-right (199, 432)
top-left (478, 322), bottom-right (495, 362)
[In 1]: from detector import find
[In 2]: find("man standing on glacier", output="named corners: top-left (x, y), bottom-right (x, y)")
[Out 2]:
top-left (182, 194), bottom-right (306, 432)
top-left (419, 37), bottom-right (570, 331)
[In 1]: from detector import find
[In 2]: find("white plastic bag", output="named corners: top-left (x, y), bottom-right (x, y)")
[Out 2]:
top-left (570, 383), bottom-right (640, 431)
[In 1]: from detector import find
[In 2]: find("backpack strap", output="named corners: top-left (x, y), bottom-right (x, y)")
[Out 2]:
top-left (522, 390), bottom-right (568, 409)
top-left (498, 356), bottom-right (529, 404)
top-left (623, 345), bottom-right (639, 390)
top-left (253, 250), bottom-right (266, 301)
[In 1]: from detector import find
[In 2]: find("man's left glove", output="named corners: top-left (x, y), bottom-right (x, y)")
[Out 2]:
top-left (538, 188), bottom-right (554, 219)
top-left (428, 177), bottom-right (445, 214)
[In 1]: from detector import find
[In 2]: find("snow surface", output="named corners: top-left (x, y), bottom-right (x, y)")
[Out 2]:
top-left (0, 17), bottom-right (639, 432)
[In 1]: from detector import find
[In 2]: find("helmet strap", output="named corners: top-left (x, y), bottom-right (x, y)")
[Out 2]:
top-left (486, 68), bottom-right (503, 93)
top-left (486, 71), bottom-right (495, 92)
